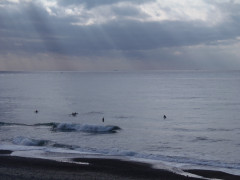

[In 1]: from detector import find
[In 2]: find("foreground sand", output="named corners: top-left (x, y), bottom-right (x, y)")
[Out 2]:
top-left (0, 151), bottom-right (239, 180)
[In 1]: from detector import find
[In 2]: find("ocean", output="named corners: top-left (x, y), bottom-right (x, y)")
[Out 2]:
top-left (0, 70), bottom-right (239, 175)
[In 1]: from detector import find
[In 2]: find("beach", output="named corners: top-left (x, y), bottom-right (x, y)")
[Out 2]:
top-left (0, 151), bottom-right (240, 180)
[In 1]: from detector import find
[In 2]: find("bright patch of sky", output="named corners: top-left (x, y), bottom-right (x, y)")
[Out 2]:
top-left (36, 0), bottom-right (224, 26)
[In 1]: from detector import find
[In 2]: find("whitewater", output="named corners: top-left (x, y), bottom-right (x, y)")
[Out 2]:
top-left (0, 71), bottom-right (239, 175)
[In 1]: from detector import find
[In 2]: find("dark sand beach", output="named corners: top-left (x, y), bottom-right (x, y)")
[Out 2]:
top-left (0, 151), bottom-right (239, 180)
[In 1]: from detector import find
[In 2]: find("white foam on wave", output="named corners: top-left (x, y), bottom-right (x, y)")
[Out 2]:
top-left (52, 123), bottom-right (121, 133)
top-left (12, 136), bottom-right (49, 146)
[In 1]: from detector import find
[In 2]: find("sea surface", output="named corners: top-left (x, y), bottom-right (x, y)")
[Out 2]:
top-left (0, 71), bottom-right (240, 175)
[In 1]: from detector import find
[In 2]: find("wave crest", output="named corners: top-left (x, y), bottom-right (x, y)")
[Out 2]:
top-left (13, 136), bottom-right (49, 146)
top-left (52, 123), bottom-right (121, 133)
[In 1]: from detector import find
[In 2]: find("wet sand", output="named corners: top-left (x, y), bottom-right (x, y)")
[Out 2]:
top-left (0, 151), bottom-right (239, 180)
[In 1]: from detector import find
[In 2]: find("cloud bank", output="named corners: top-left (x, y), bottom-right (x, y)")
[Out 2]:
top-left (0, 0), bottom-right (240, 71)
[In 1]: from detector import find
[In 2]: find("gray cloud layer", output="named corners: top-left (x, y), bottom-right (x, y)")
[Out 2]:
top-left (0, 0), bottom-right (240, 71)
top-left (58, 0), bottom-right (153, 8)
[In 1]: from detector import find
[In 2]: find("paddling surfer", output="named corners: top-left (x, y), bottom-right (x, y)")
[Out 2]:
top-left (71, 112), bottom-right (78, 117)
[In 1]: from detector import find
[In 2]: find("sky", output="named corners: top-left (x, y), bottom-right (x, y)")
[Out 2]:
top-left (0, 0), bottom-right (240, 71)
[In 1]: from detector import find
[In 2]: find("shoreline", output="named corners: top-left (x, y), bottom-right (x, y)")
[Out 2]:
top-left (0, 151), bottom-right (239, 180)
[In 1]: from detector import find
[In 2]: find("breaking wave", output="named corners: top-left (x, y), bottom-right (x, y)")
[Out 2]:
top-left (0, 121), bottom-right (121, 134)
top-left (51, 123), bottom-right (121, 133)
top-left (12, 136), bottom-right (50, 146)
top-left (12, 136), bottom-right (79, 150)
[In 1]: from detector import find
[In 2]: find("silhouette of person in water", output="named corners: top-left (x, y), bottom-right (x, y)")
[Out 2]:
top-left (35, 110), bottom-right (38, 113)
top-left (163, 115), bottom-right (167, 119)
top-left (71, 112), bottom-right (78, 117)
top-left (102, 117), bottom-right (104, 122)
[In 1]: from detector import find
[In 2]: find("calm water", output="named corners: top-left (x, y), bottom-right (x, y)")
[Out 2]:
top-left (0, 71), bottom-right (240, 174)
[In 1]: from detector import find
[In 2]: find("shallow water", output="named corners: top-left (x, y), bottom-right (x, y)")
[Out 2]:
top-left (0, 71), bottom-right (240, 174)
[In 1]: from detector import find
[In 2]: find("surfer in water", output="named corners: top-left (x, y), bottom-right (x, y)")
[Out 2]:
top-left (71, 112), bottom-right (78, 117)
top-left (163, 115), bottom-right (167, 119)
top-left (102, 117), bottom-right (104, 122)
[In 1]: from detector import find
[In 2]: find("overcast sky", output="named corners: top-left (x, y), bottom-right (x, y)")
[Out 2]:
top-left (1, 0), bottom-right (240, 71)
